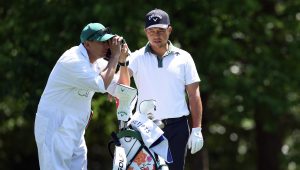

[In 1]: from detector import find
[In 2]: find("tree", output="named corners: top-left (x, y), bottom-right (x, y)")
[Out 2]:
top-left (0, 0), bottom-right (299, 169)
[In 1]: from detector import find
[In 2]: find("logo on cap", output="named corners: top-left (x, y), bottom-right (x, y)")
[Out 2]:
top-left (148, 14), bottom-right (162, 22)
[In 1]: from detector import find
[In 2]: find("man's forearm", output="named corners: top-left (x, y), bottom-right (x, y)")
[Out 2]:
top-left (187, 83), bottom-right (203, 128)
top-left (101, 57), bottom-right (118, 89)
top-left (189, 95), bottom-right (203, 128)
top-left (117, 65), bottom-right (130, 86)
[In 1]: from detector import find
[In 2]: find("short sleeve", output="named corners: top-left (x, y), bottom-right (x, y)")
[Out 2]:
top-left (58, 55), bottom-right (106, 93)
top-left (185, 54), bottom-right (200, 85)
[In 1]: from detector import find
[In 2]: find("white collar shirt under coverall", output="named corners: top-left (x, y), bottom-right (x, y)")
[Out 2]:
top-left (128, 42), bottom-right (200, 120)
top-left (34, 44), bottom-right (117, 170)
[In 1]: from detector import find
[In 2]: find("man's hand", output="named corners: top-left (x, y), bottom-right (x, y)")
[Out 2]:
top-left (119, 43), bottom-right (129, 63)
top-left (102, 36), bottom-right (124, 89)
top-left (109, 36), bottom-right (123, 60)
top-left (188, 127), bottom-right (204, 154)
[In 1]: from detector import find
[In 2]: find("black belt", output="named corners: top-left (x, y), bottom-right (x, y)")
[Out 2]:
top-left (162, 116), bottom-right (187, 126)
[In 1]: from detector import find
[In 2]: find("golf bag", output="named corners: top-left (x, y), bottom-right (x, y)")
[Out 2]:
top-left (109, 84), bottom-right (171, 170)
top-left (108, 128), bottom-right (167, 170)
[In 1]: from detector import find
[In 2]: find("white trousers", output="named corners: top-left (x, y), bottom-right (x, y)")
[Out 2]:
top-left (34, 111), bottom-right (88, 170)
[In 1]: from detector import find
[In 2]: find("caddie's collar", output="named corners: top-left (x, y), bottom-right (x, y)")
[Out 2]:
top-left (79, 43), bottom-right (89, 60)
top-left (144, 40), bottom-right (177, 56)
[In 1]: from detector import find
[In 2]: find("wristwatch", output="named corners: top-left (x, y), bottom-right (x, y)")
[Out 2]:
top-left (118, 60), bottom-right (129, 67)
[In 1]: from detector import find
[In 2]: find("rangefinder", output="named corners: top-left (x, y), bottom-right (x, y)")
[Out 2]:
top-left (104, 38), bottom-right (126, 61)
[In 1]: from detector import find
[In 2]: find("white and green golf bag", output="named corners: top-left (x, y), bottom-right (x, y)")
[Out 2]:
top-left (109, 84), bottom-right (172, 170)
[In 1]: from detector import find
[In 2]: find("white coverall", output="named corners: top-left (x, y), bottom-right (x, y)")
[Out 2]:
top-left (34, 44), bottom-right (116, 170)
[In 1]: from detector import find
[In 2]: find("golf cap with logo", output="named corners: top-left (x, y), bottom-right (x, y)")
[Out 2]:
top-left (80, 23), bottom-right (114, 43)
top-left (145, 9), bottom-right (170, 29)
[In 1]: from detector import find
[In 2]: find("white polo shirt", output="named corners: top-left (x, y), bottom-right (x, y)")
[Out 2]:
top-left (129, 42), bottom-right (200, 120)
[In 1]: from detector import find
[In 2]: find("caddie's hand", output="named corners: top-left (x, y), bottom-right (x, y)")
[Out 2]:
top-left (188, 127), bottom-right (204, 154)
top-left (108, 36), bottom-right (122, 59)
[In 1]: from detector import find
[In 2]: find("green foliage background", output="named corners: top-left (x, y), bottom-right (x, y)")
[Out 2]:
top-left (0, 0), bottom-right (299, 170)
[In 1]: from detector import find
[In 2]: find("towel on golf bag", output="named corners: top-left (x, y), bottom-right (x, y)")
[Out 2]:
top-left (128, 112), bottom-right (173, 163)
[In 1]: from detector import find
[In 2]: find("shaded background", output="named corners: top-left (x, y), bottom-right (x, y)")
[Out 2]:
top-left (0, 0), bottom-right (300, 169)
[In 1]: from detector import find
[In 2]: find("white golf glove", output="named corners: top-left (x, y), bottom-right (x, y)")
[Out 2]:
top-left (188, 127), bottom-right (204, 154)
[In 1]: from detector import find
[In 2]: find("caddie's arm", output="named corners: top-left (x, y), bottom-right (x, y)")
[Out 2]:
top-left (186, 82), bottom-right (203, 128)
top-left (100, 36), bottom-right (121, 89)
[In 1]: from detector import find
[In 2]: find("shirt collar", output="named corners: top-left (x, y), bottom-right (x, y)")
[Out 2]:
top-left (144, 40), bottom-right (178, 56)
top-left (79, 43), bottom-right (89, 59)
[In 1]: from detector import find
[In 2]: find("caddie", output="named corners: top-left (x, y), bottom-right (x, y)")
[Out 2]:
top-left (34, 22), bottom-right (130, 170)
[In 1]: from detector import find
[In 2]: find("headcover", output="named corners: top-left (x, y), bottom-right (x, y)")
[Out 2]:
top-left (114, 84), bottom-right (137, 121)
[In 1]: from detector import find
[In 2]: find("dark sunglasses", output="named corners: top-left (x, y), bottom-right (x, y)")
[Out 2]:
top-left (86, 27), bottom-right (111, 40)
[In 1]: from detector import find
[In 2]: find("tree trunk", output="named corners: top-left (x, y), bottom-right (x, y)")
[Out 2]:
top-left (254, 110), bottom-right (282, 170)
